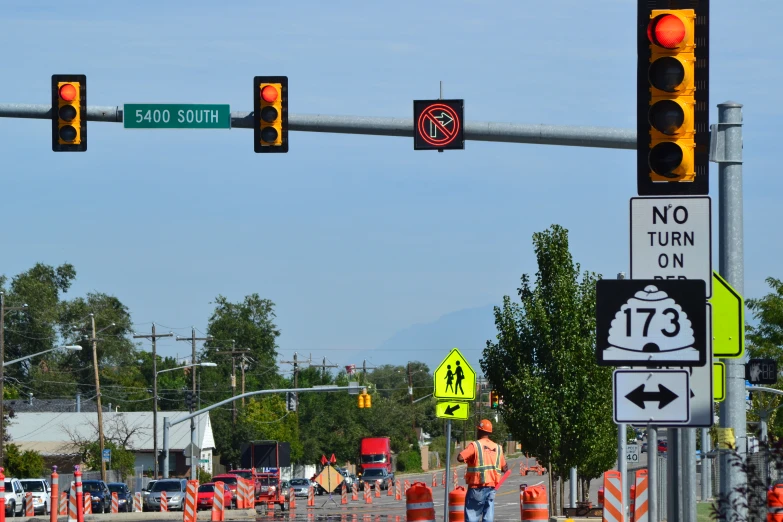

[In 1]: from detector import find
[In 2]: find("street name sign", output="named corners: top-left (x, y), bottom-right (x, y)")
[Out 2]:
top-left (626, 444), bottom-right (640, 463)
top-left (433, 348), bottom-right (476, 401)
top-left (596, 279), bottom-right (708, 367)
top-left (709, 271), bottom-right (744, 358)
top-left (436, 400), bottom-right (471, 420)
top-left (124, 104), bottom-right (231, 129)
top-left (102, 449), bottom-right (111, 463)
top-left (614, 369), bottom-right (690, 424)
top-left (630, 196), bottom-right (712, 297)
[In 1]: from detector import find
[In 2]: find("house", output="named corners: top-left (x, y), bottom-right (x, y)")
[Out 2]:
top-left (7, 410), bottom-right (215, 477)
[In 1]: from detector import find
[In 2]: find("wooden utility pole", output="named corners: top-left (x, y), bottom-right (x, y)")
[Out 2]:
top-left (359, 359), bottom-right (377, 385)
top-left (0, 293), bottom-right (27, 462)
top-left (221, 346), bottom-right (250, 425)
top-left (90, 314), bottom-right (107, 482)
top-left (133, 324), bottom-right (173, 479)
top-left (280, 352), bottom-right (311, 412)
top-left (408, 362), bottom-right (415, 430)
top-left (310, 357), bottom-right (338, 380)
top-left (176, 329), bottom-right (212, 480)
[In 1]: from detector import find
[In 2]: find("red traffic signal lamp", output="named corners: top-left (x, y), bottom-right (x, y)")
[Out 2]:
top-left (52, 74), bottom-right (86, 152)
top-left (253, 76), bottom-right (288, 153)
top-left (637, 1), bottom-right (709, 195)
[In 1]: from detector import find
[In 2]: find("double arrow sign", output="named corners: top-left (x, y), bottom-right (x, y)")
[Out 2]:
top-left (625, 383), bottom-right (679, 409)
top-left (614, 370), bottom-right (691, 423)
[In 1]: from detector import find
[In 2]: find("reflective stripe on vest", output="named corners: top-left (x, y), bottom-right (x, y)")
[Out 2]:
top-left (466, 440), bottom-right (503, 483)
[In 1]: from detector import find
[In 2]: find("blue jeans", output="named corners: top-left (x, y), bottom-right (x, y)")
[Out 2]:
top-left (464, 486), bottom-right (496, 522)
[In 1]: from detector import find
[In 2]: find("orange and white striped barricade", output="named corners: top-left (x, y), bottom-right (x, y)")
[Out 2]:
top-left (520, 460), bottom-right (528, 475)
top-left (634, 469), bottom-right (649, 522)
top-left (452, 469), bottom-right (457, 489)
top-left (387, 480), bottom-right (393, 496)
top-left (395, 480), bottom-right (402, 501)
top-left (111, 492), bottom-right (119, 514)
top-left (364, 484), bottom-right (372, 504)
top-left (441, 471), bottom-right (446, 487)
top-left (183, 480), bottom-right (198, 522)
top-left (50, 466), bottom-right (59, 522)
top-left (235, 480), bottom-right (244, 510)
top-left (59, 492), bottom-right (68, 516)
top-left (404, 480), bottom-right (410, 496)
top-left (246, 479), bottom-right (255, 509)
top-left (74, 467), bottom-right (84, 522)
top-left (160, 491), bottom-right (167, 512)
top-left (768, 483), bottom-right (783, 522)
top-left (0, 468), bottom-right (5, 522)
top-left (68, 483), bottom-right (78, 522)
top-left (350, 483), bottom-right (358, 502)
top-left (133, 492), bottom-right (142, 513)
top-left (629, 485), bottom-right (636, 522)
top-left (520, 484), bottom-right (548, 520)
top-left (289, 488), bottom-right (296, 509)
top-left (26, 492), bottom-right (34, 516)
top-left (83, 493), bottom-right (92, 515)
top-left (374, 482), bottom-right (381, 498)
top-left (405, 482), bottom-right (434, 522)
top-left (211, 482), bottom-right (225, 522)
top-left (448, 486), bottom-right (466, 522)
top-left (308, 486), bottom-right (316, 507)
top-left (602, 470), bottom-right (623, 522)
top-left (341, 483), bottom-right (348, 505)
top-left (432, 474), bottom-right (437, 488)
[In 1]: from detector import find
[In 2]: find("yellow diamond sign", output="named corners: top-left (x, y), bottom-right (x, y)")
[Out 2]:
top-left (434, 348), bottom-right (476, 401)
top-left (709, 271), bottom-right (744, 358)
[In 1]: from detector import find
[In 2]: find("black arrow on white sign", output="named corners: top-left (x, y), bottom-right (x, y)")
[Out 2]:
top-left (625, 383), bottom-right (679, 409)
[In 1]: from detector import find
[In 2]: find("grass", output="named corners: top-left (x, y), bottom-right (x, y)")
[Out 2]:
top-left (697, 501), bottom-right (714, 522)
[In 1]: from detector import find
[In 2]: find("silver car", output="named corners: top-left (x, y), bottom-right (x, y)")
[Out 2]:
top-left (287, 478), bottom-right (311, 498)
top-left (144, 479), bottom-right (187, 511)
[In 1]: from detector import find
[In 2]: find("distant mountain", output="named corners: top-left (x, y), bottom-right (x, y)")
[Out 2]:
top-left (371, 305), bottom-right (498, 372)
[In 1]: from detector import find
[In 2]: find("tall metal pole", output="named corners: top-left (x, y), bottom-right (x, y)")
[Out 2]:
top-left (683, 429), bottom-right (696, 522)
top-left (667, 429), bottom-right (683, 522)
top-left (0, 292), bottom-right (5, 464)
top-left (701, 427), bottom-right (712, 501)
top-left (443, 419), bottom-right (451, 522)
top-left (569, 467), bottom-right (577, 508)
top-left (162, 417), bottom-right (170, 478)
top-left (91, 314), bottom-right (107, 482)
top-left (717, 102), bottom-right (745, 520)
top-left (616, 272), bottom-right (627, 518)
top-left (647, 425), bottom-right (658, 522)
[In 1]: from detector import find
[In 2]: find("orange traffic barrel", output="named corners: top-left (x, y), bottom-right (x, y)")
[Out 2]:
top-left (520, 484), bottom-right (548, 520)
top-left (448, 486), bottom-right (466, 522)
top-left (768, 483), bottom-right (783, 522)
top-left (629, 484), bottom-right (636, 522)
top-left (406, 482), bottom-right (435, 522)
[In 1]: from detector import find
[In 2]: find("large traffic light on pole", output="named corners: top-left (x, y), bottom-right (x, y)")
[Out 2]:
top-left (253, 76), bottom-right (288, 153)
top-left (637, 0), bottom-right (709, 195)
top-left (52, 74), bottom-right (86, 152)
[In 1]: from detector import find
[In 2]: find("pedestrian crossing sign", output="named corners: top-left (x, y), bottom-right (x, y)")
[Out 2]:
top-left (433, 347), bottom-right (476, 401)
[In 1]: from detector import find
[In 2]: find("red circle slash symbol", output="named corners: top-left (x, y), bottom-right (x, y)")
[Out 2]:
top-left (417, 104), bottom-right (460, 147)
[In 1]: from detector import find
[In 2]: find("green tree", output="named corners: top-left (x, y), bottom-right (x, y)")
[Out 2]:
top-left (3, 444), bottom-right (45, 477)
top-left (481, 225), bottom-right (615, 512)
top-left (81, 440), bottom-right (135, 481)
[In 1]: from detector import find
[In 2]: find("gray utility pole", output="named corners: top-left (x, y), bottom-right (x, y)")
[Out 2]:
top-left (0, 293), bottom-right (27, 462)
top-left (712, 102), bottom-right (746, 520)
top-left (701, 427), bottom-right (712, 501)
top-left (668, 429), bottom-right (683, 521)
top-left (133, 324), bottom-right (174, 479)
top-left (683, 429), bottom-right (697, 522)
top-left (176, 328), bottom-right (212, 480)
top-left (162, 383), bottom-right (361, 477)
top-left (616, 272), bottom-right (628, 519)
top-left (0, 104), bottom-right (636, 150)
top-left (280, 353), bottom-right (312, 412)
top-left (647, 425), bottom-right (658, 522)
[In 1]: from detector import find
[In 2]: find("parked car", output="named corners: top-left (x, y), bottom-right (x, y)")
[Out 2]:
top-left (141, 480), bottom-right (157, 512)
top-left (657, 439), bottom-right (668, 454)
top-left (196, 483), bottom-right (233, 511)
top-left (71, 480), bottom-right (112, 514)
top-left (107, 483), bottom-right (131, 512)
top-left (336, 468), bottom-right (354, 486)
top-left (641, 442), bottom-right (648, 453)
top-left (358, 468), bottom-right (393, 491)
top-left (144, 479), bottom-right (187, 511)
top-left (4, 477), bottom-right (25, 517)
top-left (19, 478), bottom-right (51, 515)
top-left (211, 474), bottom-right (240, 506)
top-left (280, 481), bottom-right (290, 500)
top-left (288, 478), bottom-right (312, 498)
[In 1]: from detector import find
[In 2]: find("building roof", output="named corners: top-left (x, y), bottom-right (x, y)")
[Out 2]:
top-left (4, 398), bottom-right (106, 413)
top-left (7, 411), bottom-right (214, 457)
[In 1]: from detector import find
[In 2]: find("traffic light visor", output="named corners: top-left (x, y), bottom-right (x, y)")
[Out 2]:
top-left (648, 14), bottom-right (686, 48)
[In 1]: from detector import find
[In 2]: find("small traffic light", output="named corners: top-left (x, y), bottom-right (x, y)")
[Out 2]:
top-left (185, 390), bottom-right (193, 410)
top-left (637, 1), bottom-right (709, 195)
top-left (358, 388), bottom-right (371, 408)
top-left (253, 76), bottom-right (288, 153)
top-left (358, 390), bottom-right (365, 409)
top-left (490, 391), bottom-right (499, 409)
top-left (52, 74), bottom-right (86, 152)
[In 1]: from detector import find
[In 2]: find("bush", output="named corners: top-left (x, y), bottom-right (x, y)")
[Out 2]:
top-left (197, 467), bottom-right (212, 484)
top-left (396, 450), bottom-right (422, 473)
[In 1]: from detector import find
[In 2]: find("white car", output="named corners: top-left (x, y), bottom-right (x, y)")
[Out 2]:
top-left (4, 477), bottom-right (25, 516)
top-left (19, 479), bottom-right (51, 515)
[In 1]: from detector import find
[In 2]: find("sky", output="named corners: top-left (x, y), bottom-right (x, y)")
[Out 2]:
top-left (0, 0), bottom-right (780, 376)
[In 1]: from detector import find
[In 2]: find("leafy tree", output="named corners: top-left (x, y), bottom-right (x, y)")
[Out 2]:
top-left (481, 225), bottom-right (615, 513)
top-left (81, 439), bottom-right (135, 481)
top-left (3, 443), bottom-right (44, 477)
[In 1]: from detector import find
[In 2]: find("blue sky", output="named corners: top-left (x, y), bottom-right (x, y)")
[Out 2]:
top-left (0, 0), bottom-right (779, 374)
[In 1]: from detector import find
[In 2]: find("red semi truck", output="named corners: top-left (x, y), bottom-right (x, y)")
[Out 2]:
top-left (359, 437), bottom-right (392, 474)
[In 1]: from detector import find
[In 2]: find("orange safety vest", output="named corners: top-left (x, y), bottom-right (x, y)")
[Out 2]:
top-left (464, 440), bottom-right (503, 487)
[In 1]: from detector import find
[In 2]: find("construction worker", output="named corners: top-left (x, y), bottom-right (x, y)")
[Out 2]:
top-left (457, 419), bottom-right (508, 522)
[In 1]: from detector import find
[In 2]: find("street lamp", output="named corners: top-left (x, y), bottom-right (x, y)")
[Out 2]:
top-left (154, 361), bottom-right (216, 478)
top-left (3, 345), bottom-right (81, 367)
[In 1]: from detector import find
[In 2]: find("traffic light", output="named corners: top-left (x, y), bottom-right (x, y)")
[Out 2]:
top-left (185, 390), bottom-right (193, 410)
top-left (490, 391), bottom-right (499, 409)
top-left (358, 388), bottom-right (371, 408)
top-left (52, 74), bottom-right (86, 152)
top-left (253, 76), bottom-right (288, 153)
top-left (637, 1), bottom-right (709, 195)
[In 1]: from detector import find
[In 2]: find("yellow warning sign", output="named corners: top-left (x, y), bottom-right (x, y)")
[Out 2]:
top-left (436, 401), bottom-right (470, 420)
top-left (709, 271), bottom-right (744, 358)
top-left (433, 348), bottom-right (476, 401)
top-left (713, 362), bottom-right (725, 402)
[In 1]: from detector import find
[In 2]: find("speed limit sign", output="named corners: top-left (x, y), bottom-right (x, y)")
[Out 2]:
top-left (626, 444), bottom-right (640, 463)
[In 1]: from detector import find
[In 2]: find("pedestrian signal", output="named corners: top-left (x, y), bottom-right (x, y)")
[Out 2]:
top-left (52, 74), bottom-right (86, 152)
top-left (636, 1), bottom-right (709, 195)
top-left (253, 76), bottom-right (288, 153)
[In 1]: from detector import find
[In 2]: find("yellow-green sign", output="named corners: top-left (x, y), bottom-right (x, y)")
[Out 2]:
top-left (436, 401), bottom-right (471, 420)
top-left (709, 271), bottom-right (744, 358)
top-left (713, 362), bottom-right (726, 402)
top-left (433, 348), bottom-right (476, 401)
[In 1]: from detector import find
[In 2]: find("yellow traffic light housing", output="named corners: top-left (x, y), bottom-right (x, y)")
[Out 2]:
top-left (253, 76), bottom-right (288, 153)
top-left (358, 391), bottom-right (365, 409)
top-left (52, 74), bottom-right (86, 152)
top-left (637, 1), bottom-right (709, 196)
top-left (358, 388), bottom-right (371, 408)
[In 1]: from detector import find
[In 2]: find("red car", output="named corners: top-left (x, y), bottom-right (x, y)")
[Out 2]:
top-left (211, 474), bottom-right (241, 500)
top-left (197, 483), bottom-right (233, 511)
